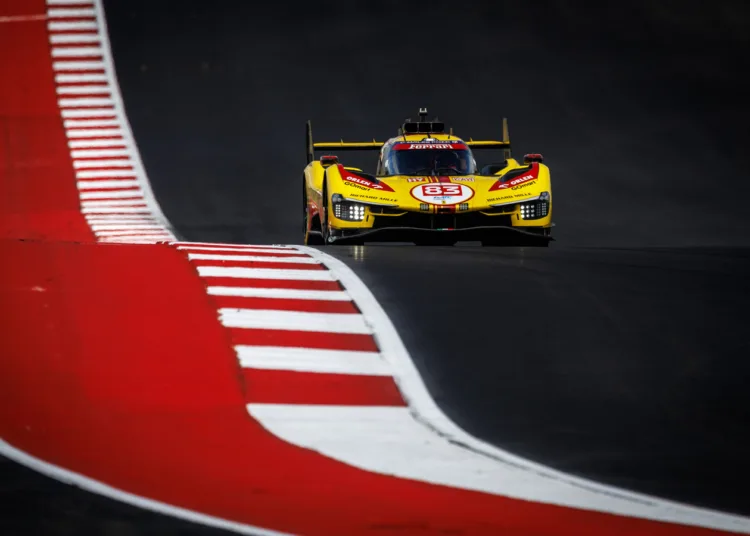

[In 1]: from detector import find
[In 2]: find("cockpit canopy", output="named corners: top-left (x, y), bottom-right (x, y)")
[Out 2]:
top-left (381, 141), bottom-right (477, 176)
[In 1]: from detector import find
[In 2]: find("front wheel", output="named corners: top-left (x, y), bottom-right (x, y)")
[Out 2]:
top-left (303, 181), bottom-right (324, 245)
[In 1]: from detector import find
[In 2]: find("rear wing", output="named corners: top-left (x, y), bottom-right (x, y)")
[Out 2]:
top-left (306, 120), bottom-right (383, 164)
top-left (306, 117), bottom-right (512, 164)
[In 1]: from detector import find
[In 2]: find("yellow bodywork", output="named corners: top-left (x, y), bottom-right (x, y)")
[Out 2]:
top-left (303, 132), bottom-right (553, 243)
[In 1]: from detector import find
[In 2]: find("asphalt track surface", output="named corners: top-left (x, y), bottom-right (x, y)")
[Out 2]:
top-left (3, 1), bottom-right (750, 534)
top-left (102, 0), bottom-right (750, 518)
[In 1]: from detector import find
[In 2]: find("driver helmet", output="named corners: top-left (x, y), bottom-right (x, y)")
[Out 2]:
top-left (434, 151), bottom-right (461, 171)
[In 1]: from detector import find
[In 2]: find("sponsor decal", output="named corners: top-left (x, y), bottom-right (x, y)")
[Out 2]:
top-left (393, 142), bottom-right (468, 151)
top-left (338, 165), bottom-right (394, 192)
top-left (488, 163), bottom-right (540, 192)
top-left (348, 193), bottom-right (398, 203)
top-left (452, 176), bottom-right (475, 182)
top-left (407, 177), bottom-right (428, 183)
top-left (511, 180), bottom-right (536, 191)
top-left (410, 183), bottom-right (474, 206)
top-left (344, 182), bottom-right (369, 191)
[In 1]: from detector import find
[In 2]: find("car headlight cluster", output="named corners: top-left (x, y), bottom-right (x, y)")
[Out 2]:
top-left (519, 192), bottom-right (550, 220)
top-left (332, 195), bottom-right (366, 221)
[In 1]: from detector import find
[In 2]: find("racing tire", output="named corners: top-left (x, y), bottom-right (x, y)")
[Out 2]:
top-left (320, 181), bottom-right (340, 246)
top-left (303, 180), bottom-right (324, 246)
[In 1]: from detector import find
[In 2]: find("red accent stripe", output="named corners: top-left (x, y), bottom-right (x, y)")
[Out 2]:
top-left (55, 70), bottom-right (107, 77)
top-left (72, 154), bottom-right (128, 160)
top-left (437, 175), bottom-right (451, 182)
top-left (242, 369), bottom-right (406, 406)
top-left (211, 295), bottom-right (358, 314)
top-left (58, 93), bottom-right (110, 100)
top-left (201, 276), bottom-right (343, 291)
top-left (189, 259), bottom-right (324, 271)
top-left (80, 185), bottom-right (141, 193)
top-left (229, 328), bottom-right (379, 352)
top-left (57, 81), bottom-right (109, 88)
top-left (50, 3), bottom-right (97, 9)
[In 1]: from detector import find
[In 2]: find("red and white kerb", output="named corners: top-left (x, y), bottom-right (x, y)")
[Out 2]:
top-left (46, 0), bottom-right (175, 244)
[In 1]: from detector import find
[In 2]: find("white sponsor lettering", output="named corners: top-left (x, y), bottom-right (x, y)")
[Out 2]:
top-left (410, 183), bottom-right (474, 205)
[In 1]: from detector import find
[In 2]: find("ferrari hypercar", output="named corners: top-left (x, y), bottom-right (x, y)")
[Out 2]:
top-left (302, 108), bottom-right (553, 246)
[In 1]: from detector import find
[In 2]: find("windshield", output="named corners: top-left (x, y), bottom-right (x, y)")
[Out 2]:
top-left (384, 142), bottom-right (476, 176)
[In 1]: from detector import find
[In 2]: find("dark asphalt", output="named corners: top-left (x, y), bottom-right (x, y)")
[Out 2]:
top-left (6, 0), bottom-right (750, 533)
top-left (324, 244), bottom-right (750, 515)
top-left (0, 455), bottom-right (234, 536)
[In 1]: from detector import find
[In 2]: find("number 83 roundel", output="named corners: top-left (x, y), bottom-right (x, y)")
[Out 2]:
top-left (410, 183), bottom-right (475, 205)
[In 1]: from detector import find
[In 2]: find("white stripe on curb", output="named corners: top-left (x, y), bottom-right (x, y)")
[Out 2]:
top-left (236, 346), bottom-right (390, 375)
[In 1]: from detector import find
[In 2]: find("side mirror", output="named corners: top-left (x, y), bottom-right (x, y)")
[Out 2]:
top-left (524, 153), bottom-right (544, 164)
top-left (320, 155), bottom-right (339, 168)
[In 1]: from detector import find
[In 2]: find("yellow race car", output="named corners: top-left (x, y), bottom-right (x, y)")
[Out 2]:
top-left (302, 108), bottom-right (553, 246)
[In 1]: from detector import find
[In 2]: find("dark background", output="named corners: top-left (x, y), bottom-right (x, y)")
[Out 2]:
top-left (103, 0), bottom-right (750, 247)
top-left (4, 1), bottom-right (750, 534)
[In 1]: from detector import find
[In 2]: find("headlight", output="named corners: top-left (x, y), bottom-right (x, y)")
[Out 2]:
top-left (333, 199), bottom-right (366, 221)
top-left (519, 192), bottom-right (549, 220)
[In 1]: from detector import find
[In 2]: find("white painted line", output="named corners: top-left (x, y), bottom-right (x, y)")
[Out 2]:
top-left (97, 236), bottom-right (174, 244)
top-left (173, 242), bottom-right (295, 249)
top-left (59, 97), bottom-right (114, 107)
top-left (77, 179), bottom-right (139, 189)
top-left (62, 108), bottom-right (115, 119)
top-left (85, 215), bottom-right (157, 222)
top-left (66, 128), bottom-right (122, 138)
top-left (47, 8), bottom-right (96, 18)
top-left (73, 159), bottom-right (132, 169)
top-left (65, 118), bottom-right (119, 128)
top-left (207, 286), bottom-right (350, 301)
top-left (50, 33), bottom-right (100, 44)
top-left (95, 231), bottom-right (170, 238)
top-left (81, 207), bottom-right (152, 214)
top-left (94, 229), bottom-right (167, 237)
top-left (48, 20), bottom-right (97, 31)
top-left (69, 139), bottom-right (126, 149)
top-left (56, 84), bottom-right (109, 94)
top-left (81, 200), bottom-right (147, 208)
top-left (236, 346), bottom-right (390, 375)
top-left (53, 60), bottom-right (105, 71)
top-left (71, 148), bottom-right (129, 158)
top-left (187, 253), bottom-right (319, 264)
top-left (89, 221), bottom-right (161, 227)
top-left (51, 46), bottom-right (103, 57)
top-left (98, 236), bottom-right (172, 241)
top-left (197, 266), bottom-right (336, 281)
top-left (0, 440), bottom-right (291, 536)
top-left (90, 224), bottom-right (164, 231)
top-left (56, 73), bottom-right (108, 83)
top-left (177, 246), bottom-right (302, 254)
top-left (219, 309), bottom-right (371, 334)
top-left (76, 170), bottom-right (136, 179)
top-left (91, 0), bottom-right (174, 237)
top-left (79, 190), bottom-right (142, 200)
